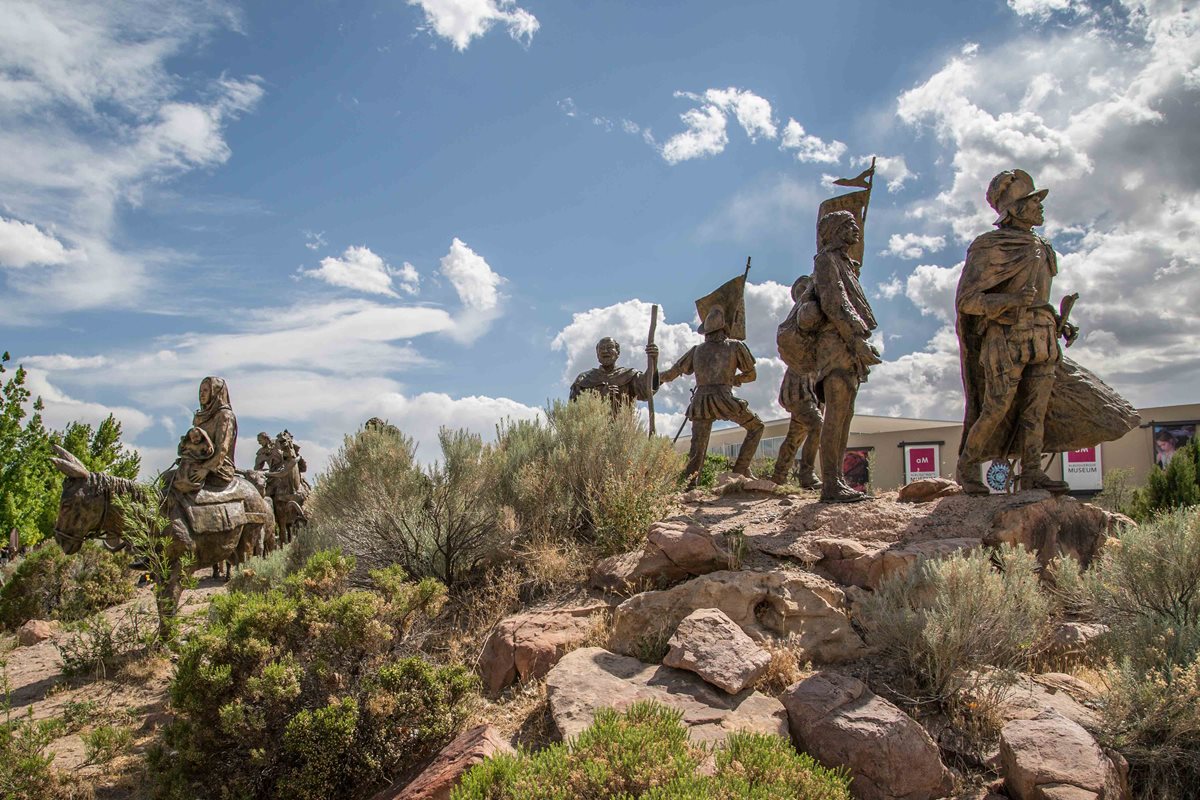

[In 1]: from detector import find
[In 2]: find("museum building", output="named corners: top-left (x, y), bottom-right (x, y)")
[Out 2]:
top-left (681, 402), bottom-right (1200, 495)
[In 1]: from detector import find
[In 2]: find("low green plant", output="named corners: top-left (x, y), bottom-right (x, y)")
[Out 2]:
top-left (631, 625), bottom-right (673, 665)
top-left (724, 526), bottom-right (747, 570)
top-left (57, 603), bottom-right (159, 679)
top-left (452, 701), bottom-right (851, 799)
top-left (227, 546), bottom-right (291, 593)
top-left (112, 488), bottom-right (196, 640)
top-left (81, 723), bottom-right (132, 766)
top-left (697, 452), bottom-right (734, 488)
top-left (0, 665), bottom-right (73, 799)
top-left (0, 541), bottom-right (133, 629)
top-left (1091, 467), bottom-right (1136, 517)
top-left (156, 550), bottom-right (475, 799)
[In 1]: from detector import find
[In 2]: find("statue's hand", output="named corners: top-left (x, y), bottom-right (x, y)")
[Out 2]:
top-left (645, 344), bottom-right (659, 359)
top-left (1009, 286), bottom-right (1038, 310)
top-left (1061, 321), bottom-right (1080, 346)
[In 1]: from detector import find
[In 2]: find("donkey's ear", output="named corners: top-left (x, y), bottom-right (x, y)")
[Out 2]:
top-left (50, 456), bottom-right (89, 479)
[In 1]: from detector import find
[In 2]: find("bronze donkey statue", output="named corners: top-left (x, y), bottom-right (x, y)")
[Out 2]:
top-left (49, 445), bottom-right (275, 629)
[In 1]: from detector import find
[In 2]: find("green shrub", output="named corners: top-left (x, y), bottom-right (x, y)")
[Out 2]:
top-left (157, 550), bottom-right (473, 799)
top-left (1092, 467), bottom-right (1136, 517)
top-left (1076, 509), bottom-right (1200, 798)
top-left (452, 701), bottom-right (851, 799)
top-left (1133, 441), bottom-right (1200, 520)
top-left (57, 603), bottom-right (159, 679)
top-left (859, 546), bottom-right (1051, 704)
top-left (697, 453), bottom-right (733, 488)
top-left (81, 723), bottom-right (132, 766)
top-left (227, 545), bottom-right (291, 593)
top-left (0, 541), bottom-right (133, 629)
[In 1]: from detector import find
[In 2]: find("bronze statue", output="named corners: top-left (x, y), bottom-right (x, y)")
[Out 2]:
top-left (809, 210), bottom-right (881, 503)
top-left (660, 305), bottom-right (763, 488)
top-left (955, 170), bottom-right (1139, 494)
top-left (772, 275), bottom-right (823, 488)
top-left (253, 431), bottom-right (277, 471)
top-left (569, 337), bottom-right (658, 412)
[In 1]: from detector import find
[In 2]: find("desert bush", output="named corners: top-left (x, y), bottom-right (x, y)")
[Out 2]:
top-left (697, 452), bottom-right (733, 488)
top-left (1091, 467), bottom-right (1136, 517)
top-left (156, 550), bottom-right (476, 800)
top-left (80, 723), bottom-right (132, 766)
top-left (1132, 440), bottom-right (1200, 520)
top-left (452, 701), bottom-right (851, 799)
top-left (227, 546), bottom-right (291, 594)
top-left (859, 546), bottom-right (1051, 705)
top-left (284, 521), bottom-right (338, 576)
top-left (509, 395), bottom-right (683, 554)
top-left (0, 542), bottom-right (133, 629)
top-left (57, 603), bottom-right (159, 679)
top-left (1075, 509), bottom-right (1200, 798)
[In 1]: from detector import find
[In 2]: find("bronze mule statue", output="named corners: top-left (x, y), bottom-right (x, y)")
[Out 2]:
top-left (49, 444), bottom-right (275, 630)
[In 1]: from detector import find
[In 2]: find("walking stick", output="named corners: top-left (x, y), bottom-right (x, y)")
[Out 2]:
top-left (646, 304), bottom-right (658, 438)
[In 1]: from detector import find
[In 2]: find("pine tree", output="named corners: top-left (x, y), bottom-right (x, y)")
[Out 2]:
top-left (0, 352), bottom-right (54, 546)
top-left (1133, 439), bottom-right (1200, 519)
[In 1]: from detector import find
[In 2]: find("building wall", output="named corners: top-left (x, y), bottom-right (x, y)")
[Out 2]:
top-left (682, 402), bottom-right (1200, 493)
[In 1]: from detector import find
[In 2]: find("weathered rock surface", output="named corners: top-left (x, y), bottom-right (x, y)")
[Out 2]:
top-left (999, 709), bottom-right (1127, 800)
top-left (999, 674), bottom-right (1100, 730)
top-left (610, 569), bottom-right (864, 664)
top-left (898, 478), bottom-right (962, 504)
top-left (478, 601), bottom-right (608, 695)
top-left (372, 724), bottom-right (513, 800)
top-left (544, 647), bottom-right (788, 745)
top-left (1045, 622), bottom-right (1109, 665)
top-left (591, 519), bottom-right (732, 594)
top-left (662, 608), bottom-right (771, 694)
top-left (16, 619), bottom-right (57, 647)
top-left (781, 671), bottom-right (954, 800)
top-left (752, 492), bottom-right (1120, 586)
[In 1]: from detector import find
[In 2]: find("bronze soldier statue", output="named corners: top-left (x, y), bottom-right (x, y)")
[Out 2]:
top-left (660, 306), bottom-right (763, 487)
top-left (772, 275), bottom-right (823, 489)
top-left (955, 170), bottom-right (1073, 495)
top-left (811, 211), bottom-right (881, 503)
top-left (569, 337), bottom-right (658, 412)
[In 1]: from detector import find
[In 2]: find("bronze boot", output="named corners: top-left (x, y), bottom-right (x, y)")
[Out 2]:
top-left (955, 460), bottom-right (990, 496)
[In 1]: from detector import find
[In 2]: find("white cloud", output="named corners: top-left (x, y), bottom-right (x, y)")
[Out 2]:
top-left (302, 245), bottom-right (417, 298)
top-left (0, 216), bottom-right (81, 268)
top-left (661, 103), bottom-right (729, 164)
top-left (439, 238), bottom-right (506, 342)
top-left (701, 88), bottom-right (778, 141)
top-left (904, 262), bottom-right (963, 322)
top-left (558, 97), bottom-right (577, 117)
top-left (1007, 0), bottom-right (1077, 18)
top-left (0, 1), bottom-right (262, 319)
top-left (20, 354), bottom-right (108, 371)
top-left (699, 175), bottom-right (822, 249)
top-left (303, 230), bottom-right (327, 251)
top-left (883, 233), bottom-right (947, 259)
top-left (874, 275), bottom-right (904, 301)
top-left (853, 153), bottom-right (916, 192)
top-left (779, 118), bottom-right (846, 164)
top-left (408, 0), bottom-right (539, 51)
top-left (373, 392), bottom-right (542, 460)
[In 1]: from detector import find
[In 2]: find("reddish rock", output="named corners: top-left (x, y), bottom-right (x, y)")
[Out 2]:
top-left (987, 495), bottom-right (1127, 567)
top-left (781, 671), bottom-right (954, 800)
top-left (16, 619), bottom-right (57, 647)
top-left (898, 478), bottom-right (962, 503)
top-left (999, 709), bottom-right (1127, 800)
top-left (478, 602), bottom-right (608, 695)
top-left (663, 608), bottom-right (771, 694)
top-left (591, 519), bottom-right (733, 594)
top-left (371, 724), bottom-right (514, 800)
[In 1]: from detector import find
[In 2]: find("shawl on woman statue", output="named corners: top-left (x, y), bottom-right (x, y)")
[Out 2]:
top-left (192, 376), bottom-right (239, 484)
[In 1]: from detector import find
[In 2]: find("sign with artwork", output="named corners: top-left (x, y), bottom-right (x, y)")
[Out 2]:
top-left (842, 448), bottom-right (871, 493)
top-left (1063, 447), bottom-right (1102, 491)
top-left (904, 444), bottom-right (940, 483)
top-left (1153, 423), bottom-right (1197, 469)
top-left (980, 459), bottom-right (1019, 494)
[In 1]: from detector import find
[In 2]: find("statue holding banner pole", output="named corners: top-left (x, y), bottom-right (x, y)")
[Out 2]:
top-left (659, 259), bottom-right (764, 488)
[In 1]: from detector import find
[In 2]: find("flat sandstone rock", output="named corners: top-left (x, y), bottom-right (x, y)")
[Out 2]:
top-left (662, 607), bottom-right (771, 694)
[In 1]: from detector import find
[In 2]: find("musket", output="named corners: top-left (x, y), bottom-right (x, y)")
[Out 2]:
top-left (1058, 292), bottom-right (1080, 347)
top-left (646, 304), bottom-right (659, 438)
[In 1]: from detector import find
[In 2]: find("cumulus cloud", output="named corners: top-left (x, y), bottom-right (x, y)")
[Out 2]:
top-left (408, 0), bottom-right (539, 51)
top-left (904, 262), bottom-right (963, 322)
top-left (0, 1), bottom-right (262, 319)
top-left (0, 216), bottom-right (81, 268)
top-left (302, 245), bottom-right (419, 298)
top-left (660, 88), bottom-right (780, 164)
top-left (884, 233), bottom-right (947, 259)
top-left (779, 118), bottom-right (846, 164)
top-left (853, 153), bottom-right (916, 192)
top-left (874, 275), bottom-right (904, 301)
top-left (439, 238), bottom-right (506, 342)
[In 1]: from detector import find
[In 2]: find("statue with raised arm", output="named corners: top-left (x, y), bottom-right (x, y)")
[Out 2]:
top-left (811, 211), bottom-right (881, 503)
top-left (955, 169), bottom-right (1139, 494)
top-left (659, 306), bottom-right (763, 488)
top-left (570, 337), bottom-right (659, 413)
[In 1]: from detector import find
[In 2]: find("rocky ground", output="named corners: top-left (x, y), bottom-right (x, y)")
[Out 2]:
top-left (2, 575), bottom-right (225, 798)
top-left (384, 477), bottom-right (1130, 800)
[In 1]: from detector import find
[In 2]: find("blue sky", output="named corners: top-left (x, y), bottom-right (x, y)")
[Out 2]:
top-left (3, 0), bottom-right (1199, 474)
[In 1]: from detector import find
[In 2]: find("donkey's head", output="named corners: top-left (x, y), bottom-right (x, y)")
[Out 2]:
top-left (49, 445), bottom-right (134, 555)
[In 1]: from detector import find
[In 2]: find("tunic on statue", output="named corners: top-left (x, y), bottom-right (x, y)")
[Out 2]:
top-left (569, 366), bottom-right (656, 412)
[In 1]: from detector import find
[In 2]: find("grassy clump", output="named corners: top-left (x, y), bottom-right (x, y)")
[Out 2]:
top-left (0, 541), bottom-right (133, 629)
top-left (452, 701), bottom-right (851, 800)
top-left (154, 550), bottom-right (477, 800)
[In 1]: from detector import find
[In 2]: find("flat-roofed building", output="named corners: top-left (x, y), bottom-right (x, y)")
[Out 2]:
top-left (677, 402), bottom-right (1200, 494)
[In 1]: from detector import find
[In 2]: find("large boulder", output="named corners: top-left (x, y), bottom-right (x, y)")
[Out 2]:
top-left (662, 608), bottom-right (771, 694)
top-left (590, 519), bottom-right (732, 595)
top-left (819, 537), bottom-right (982, 590)
top-left (781, 671), bottom-right (954, 800)
top-left (610, 569), bottom-right (864, 664)
top-left (999, 709), bottom-right (1127, 800)
top-left (370, 724), bottom-right (514, 800)
top-left (898, 478), bottom-right (962, 504)
top-left (544, 647), bottom-right (788, 746)
top-left (997, 674), bottom-right (1100, 730)
top-left (16, 619), bottom-right (57, 647)
top-left (478, 601), bottom-right (609, 695)
top-left (986, 496), bottom-right (1128, 567)
top-left (1044, 622), bottom-right (1109, 666)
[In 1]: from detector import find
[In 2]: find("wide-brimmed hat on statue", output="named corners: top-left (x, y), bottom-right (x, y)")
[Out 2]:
top-left (987, 169), bottom-right (1048, 225)
top-left (698, 306), bottom-right (726, 334)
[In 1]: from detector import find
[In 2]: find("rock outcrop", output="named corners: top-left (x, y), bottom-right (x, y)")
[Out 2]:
top-left (999, 708), bottom-right (1127, 800)
top-left (610, 569), bottom-right (864, 664)
top-left (662, 607), bottom-right (771, 694)
top-left (590, 519), bottom-right (732, 595)
top-left (781, 671), bottom-right (954, 800)
top-left (478, 601), bottom-right (608, 695)
top-left (16, 619), bottom-right (57, 647)
top-left (544, 647), bottom-right (788, 745)
top-left (371, 724), bottom-right (513, 800)
top-left (898, 478), bottom-right (962, 504)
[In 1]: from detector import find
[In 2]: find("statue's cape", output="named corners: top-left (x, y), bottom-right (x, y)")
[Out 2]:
top-left (957, 229), bottom-right (1139, 458)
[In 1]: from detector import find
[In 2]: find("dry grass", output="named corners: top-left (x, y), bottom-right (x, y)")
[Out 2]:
top-left (752, 639), bottom-right (807, 696)
top-left (474, 680), bottom-right (559, 750)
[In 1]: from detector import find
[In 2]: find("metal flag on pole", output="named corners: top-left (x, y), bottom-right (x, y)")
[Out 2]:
top-left (819, 156), bottom-right (876, 265)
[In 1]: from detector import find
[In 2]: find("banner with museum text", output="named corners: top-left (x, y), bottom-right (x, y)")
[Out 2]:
top-left (903, 444), bottom-right (940, 484)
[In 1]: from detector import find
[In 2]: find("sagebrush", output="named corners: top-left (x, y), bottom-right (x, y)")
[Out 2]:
top-left (0, 542), bottom-right (133, 629)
